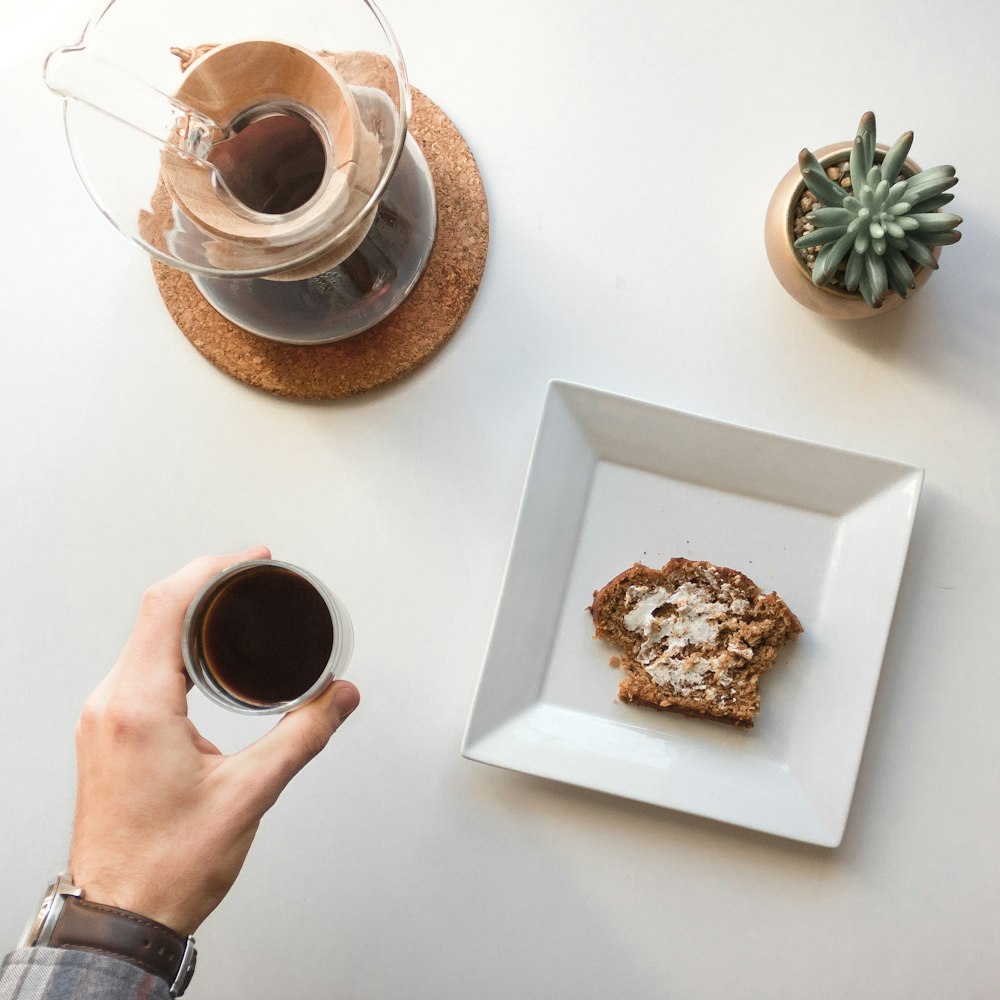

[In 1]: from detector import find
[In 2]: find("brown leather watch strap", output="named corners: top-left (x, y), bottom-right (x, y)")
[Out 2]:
top-left (48, 895), bottom-right (196, 994)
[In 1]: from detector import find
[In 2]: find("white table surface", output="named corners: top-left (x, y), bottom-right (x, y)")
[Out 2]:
top-left (2, 1), bottom-right (998, 997)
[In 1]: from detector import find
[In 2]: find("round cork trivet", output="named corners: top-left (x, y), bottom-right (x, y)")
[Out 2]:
top-left (150, 89), bottom-right (488, 399)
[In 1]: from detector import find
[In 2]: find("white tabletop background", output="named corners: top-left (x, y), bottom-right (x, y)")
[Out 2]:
top-left (2, 1), bottom-right (997, 997)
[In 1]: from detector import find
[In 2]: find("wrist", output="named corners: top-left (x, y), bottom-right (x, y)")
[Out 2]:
top-left (20, 874), bottom-right (197, 998)
top-left (70, 876), bottom-right (185, 937)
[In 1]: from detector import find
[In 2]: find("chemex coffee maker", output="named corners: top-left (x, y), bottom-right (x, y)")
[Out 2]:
top-left (44, 0), bottom-right (452, 353)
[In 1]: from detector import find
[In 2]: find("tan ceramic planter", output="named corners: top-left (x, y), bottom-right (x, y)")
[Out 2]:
top-left (764, 142), bottom-right (939, 320)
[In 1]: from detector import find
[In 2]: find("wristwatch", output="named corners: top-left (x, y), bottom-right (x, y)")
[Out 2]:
top-left (19, 874), bottom-right (196, 997)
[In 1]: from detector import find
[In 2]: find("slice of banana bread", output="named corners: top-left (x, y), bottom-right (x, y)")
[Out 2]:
top-left (589, 558), bottom-right (802, 728)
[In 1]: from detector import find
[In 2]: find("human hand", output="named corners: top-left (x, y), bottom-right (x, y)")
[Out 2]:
top-left (68, 546), bottom-right (360, 935)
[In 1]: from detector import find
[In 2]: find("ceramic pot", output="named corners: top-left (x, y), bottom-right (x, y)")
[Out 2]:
top-left (764, 141), bottom-right (940, 320)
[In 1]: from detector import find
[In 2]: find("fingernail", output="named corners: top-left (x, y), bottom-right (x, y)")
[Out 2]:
top-left (330, 682), bottom-right (360, 722)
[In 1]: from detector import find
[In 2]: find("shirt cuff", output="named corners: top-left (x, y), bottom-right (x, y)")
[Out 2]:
top-left (1, 947), bottom-right (172, 1000)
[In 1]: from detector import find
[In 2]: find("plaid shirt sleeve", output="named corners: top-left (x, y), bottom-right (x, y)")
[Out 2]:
top-left (0, 948), bottom-right (171, 1000)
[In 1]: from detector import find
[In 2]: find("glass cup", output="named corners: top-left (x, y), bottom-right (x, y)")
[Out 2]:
top-left (182, 559), bottom-right (353, 714)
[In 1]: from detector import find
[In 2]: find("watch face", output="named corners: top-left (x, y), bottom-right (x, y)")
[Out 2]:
top-left (18, 880), bottom-right (58, 948)
top-left (18, 875), bottom-right (78, 948)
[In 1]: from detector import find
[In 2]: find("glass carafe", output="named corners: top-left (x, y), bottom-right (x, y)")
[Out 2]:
top-left (46, 0), bottom-right (436, 343)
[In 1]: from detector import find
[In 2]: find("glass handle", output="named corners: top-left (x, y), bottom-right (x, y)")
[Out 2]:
top-left (43, 45), bottom-right (223, 162)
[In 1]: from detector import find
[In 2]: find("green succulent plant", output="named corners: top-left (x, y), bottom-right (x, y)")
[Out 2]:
top-left (794, 111), bottom-right (961, 309)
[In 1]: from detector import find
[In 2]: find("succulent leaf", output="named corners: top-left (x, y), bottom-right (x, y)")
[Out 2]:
top-left (809, 207), bottom-right (854, 226)
top-left (906, 164), bottom-right (956, 182)
top-left (865, 253), bottom-right (888, 308)
top-left (886, 269), bottom-right (910, 300)
top-left (858, 264), bottom-right (874, 306)
top-left (844, 249), bottom-right (864, 291)
top-left (798, 149), bottom-right (848, 206)
top-left (850, 135), bottom-right (868, 193)
top-left (903, 173), bottom-right (958, 203)
top-left (794, 225), bottom-right (849, 249)
top-left (885, 180), bottom-right (909, 207)
top-left (921, 230), bottom-right (962, 246)
top-left (885, 246), bottom-right (916, 296)
top-left (857, 111), bottom-right (877, 176)
top-left (907, 212), bottom-right (962, 233)
top-left (903, 236), bottom-right (937, 269)
top-left (909, 192), bottom-right (955, 212)
top-left (795, 112), bottom-right (960, 305)
top-left (880, 131), bottom-right (914, 183)
top-left (813, 230), bottom-right (856, 284)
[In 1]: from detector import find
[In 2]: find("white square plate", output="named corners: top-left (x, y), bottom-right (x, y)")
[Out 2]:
top-left (462, 380), bottom-right (922, 846)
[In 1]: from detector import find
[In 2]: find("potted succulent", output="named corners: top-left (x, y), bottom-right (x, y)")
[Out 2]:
top-left (765, 112), bottom-right (962, 319)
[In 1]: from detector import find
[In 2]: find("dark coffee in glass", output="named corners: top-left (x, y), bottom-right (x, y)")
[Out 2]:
top-left (183, 560), bottom-right (353, 714)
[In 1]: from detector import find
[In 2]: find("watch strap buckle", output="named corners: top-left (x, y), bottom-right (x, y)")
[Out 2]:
top-left (170, 936), bottom-right (197, 998)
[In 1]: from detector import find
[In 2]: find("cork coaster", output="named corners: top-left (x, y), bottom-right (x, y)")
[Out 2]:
top-left (150, 89), bottom-right (488, 399)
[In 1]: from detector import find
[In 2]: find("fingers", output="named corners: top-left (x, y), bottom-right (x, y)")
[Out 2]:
top-left (228, 680), bottom-right (360, 812)
top-left (116, 546), bottom-right (272, 687)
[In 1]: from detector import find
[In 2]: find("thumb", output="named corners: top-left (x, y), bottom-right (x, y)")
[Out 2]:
top-left (230, 680), bottom-right (360, 812)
